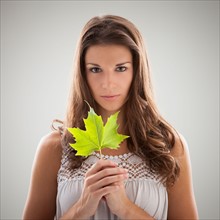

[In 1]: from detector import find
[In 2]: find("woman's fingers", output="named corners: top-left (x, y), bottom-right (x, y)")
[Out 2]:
top-left (78, 159), bottom-right (128, 217)
top-left (85, 166), bottom-right (128, 186)
top-left (89, 172), bottom-right (128, 191)
top-left (83, 159), bottom-right (128, 200)
top-left (85, 159), bottom-right (117, 177)
top-left (93, 184), bottom-right (120, 199)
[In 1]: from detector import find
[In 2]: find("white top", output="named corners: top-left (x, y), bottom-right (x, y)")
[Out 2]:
top-left (55, 148), bottom-right (168, 220)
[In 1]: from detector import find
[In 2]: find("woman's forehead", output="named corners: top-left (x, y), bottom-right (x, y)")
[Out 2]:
top-left (85, 44), bottom-right (132, 64)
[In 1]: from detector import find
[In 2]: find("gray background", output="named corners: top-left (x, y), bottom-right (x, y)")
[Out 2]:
top-left (1, 1), bottom-right (219, 219)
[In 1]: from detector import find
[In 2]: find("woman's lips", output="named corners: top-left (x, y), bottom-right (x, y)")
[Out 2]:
top-left (101, 94), bottom-right (120, 101)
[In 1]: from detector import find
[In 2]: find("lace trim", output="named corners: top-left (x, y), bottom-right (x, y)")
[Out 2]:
top-left (92, 151), bottom-right (133, 160)
top-left (57, 147), bottom-right (159, 184)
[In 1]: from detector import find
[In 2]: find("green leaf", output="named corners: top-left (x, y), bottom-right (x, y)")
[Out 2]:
top-left (67, 103), bottom-right (129, 157)
top-left (102, 112), bottom-right (129, 149)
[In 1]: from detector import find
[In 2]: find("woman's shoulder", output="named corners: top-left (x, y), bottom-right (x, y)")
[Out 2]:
top-left (170, 128), bottom-right (188, 157)
top-left (167, 130), bottom-right (198, 219)
top-left (35, 131), bottom-right (63, 170)
top-left (23, 131), bottom-right (63, 219)
top-left (39, 130), bottom-right (62, 150)
top-left (170, 129), bottom-right (189, 159)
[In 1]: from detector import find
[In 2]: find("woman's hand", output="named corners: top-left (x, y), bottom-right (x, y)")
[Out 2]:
top-left (78, 159), bottom-right (128, 218)
top-left (61, 159), bottom-right (128, 219)
top-left (104, 177), bottom-right (130, 216)
top-left (105, 174), bottom-right (155, 220)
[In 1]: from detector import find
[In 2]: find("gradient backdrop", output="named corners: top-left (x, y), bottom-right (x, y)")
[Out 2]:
top-left (1, 1), bottom-right (219, 219)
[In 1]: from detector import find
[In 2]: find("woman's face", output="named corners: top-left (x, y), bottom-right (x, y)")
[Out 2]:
top-left (85, 44), bottom-right (133, 117)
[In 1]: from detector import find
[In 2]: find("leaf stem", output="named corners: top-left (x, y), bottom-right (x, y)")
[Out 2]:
top-left (99, 148), bottom-right (103, 160)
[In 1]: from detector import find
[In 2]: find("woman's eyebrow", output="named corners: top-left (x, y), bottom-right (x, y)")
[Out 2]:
top-left (86, 63), bottom-right (100, 66)
top-left (116, 62), bottom-right (131, 66)
top-left (86, 62), bottom-right (131, 66)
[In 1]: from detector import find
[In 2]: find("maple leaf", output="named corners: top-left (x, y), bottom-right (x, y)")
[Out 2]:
top-left (67, 104), bottom-right (129, 157)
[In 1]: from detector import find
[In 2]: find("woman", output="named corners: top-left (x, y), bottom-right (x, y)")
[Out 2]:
top-left (23, 15), bottom-right (198, 219)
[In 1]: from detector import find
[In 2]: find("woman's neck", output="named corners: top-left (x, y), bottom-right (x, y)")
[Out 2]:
top-left (100, 139), bottom-right (129, 156)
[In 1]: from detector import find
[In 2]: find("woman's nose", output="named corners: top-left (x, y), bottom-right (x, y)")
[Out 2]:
top-left (101, 72), bottom-right (116, 89)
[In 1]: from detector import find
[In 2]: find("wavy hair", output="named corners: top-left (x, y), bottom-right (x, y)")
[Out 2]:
top-left (55, 15), bottom-right (180, 187)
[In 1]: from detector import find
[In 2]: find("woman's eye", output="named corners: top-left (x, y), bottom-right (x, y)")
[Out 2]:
top-left (116, 66), bottom-right (127, 72)
top-left (89, 67), bottom-right (102, 73)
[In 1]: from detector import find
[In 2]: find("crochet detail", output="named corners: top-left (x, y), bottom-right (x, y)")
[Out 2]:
top-left (58, 147), bottom-right (158, 183)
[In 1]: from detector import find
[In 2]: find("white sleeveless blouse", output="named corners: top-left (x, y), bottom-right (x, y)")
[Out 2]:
top-left (55, 148), bottom-right (168, 219)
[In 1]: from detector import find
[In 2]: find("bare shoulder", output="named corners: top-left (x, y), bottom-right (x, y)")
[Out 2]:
top-left (23, 131), bottom-right (63, 219)
top-left (34, 131), bottom-right (63, 175)
top-left (37, 131), bottom-right (62, 157)
top-left (39, 130), bottom-right (62, 150)
top-left (170, 130), bottom-right (192, 179)
top-left (167, 129), bottom-right (199, 219)
top-left (170, 129), bottom-right (188, 158)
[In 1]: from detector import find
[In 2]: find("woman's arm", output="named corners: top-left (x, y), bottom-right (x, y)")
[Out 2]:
top-left (22, 131), bottom-right (62, 219)
top-left (167, 133), bottom-right (199, 219)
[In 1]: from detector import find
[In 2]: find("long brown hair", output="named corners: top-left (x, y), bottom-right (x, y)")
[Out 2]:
top-left (56, 15), bottom-right (180, 187)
